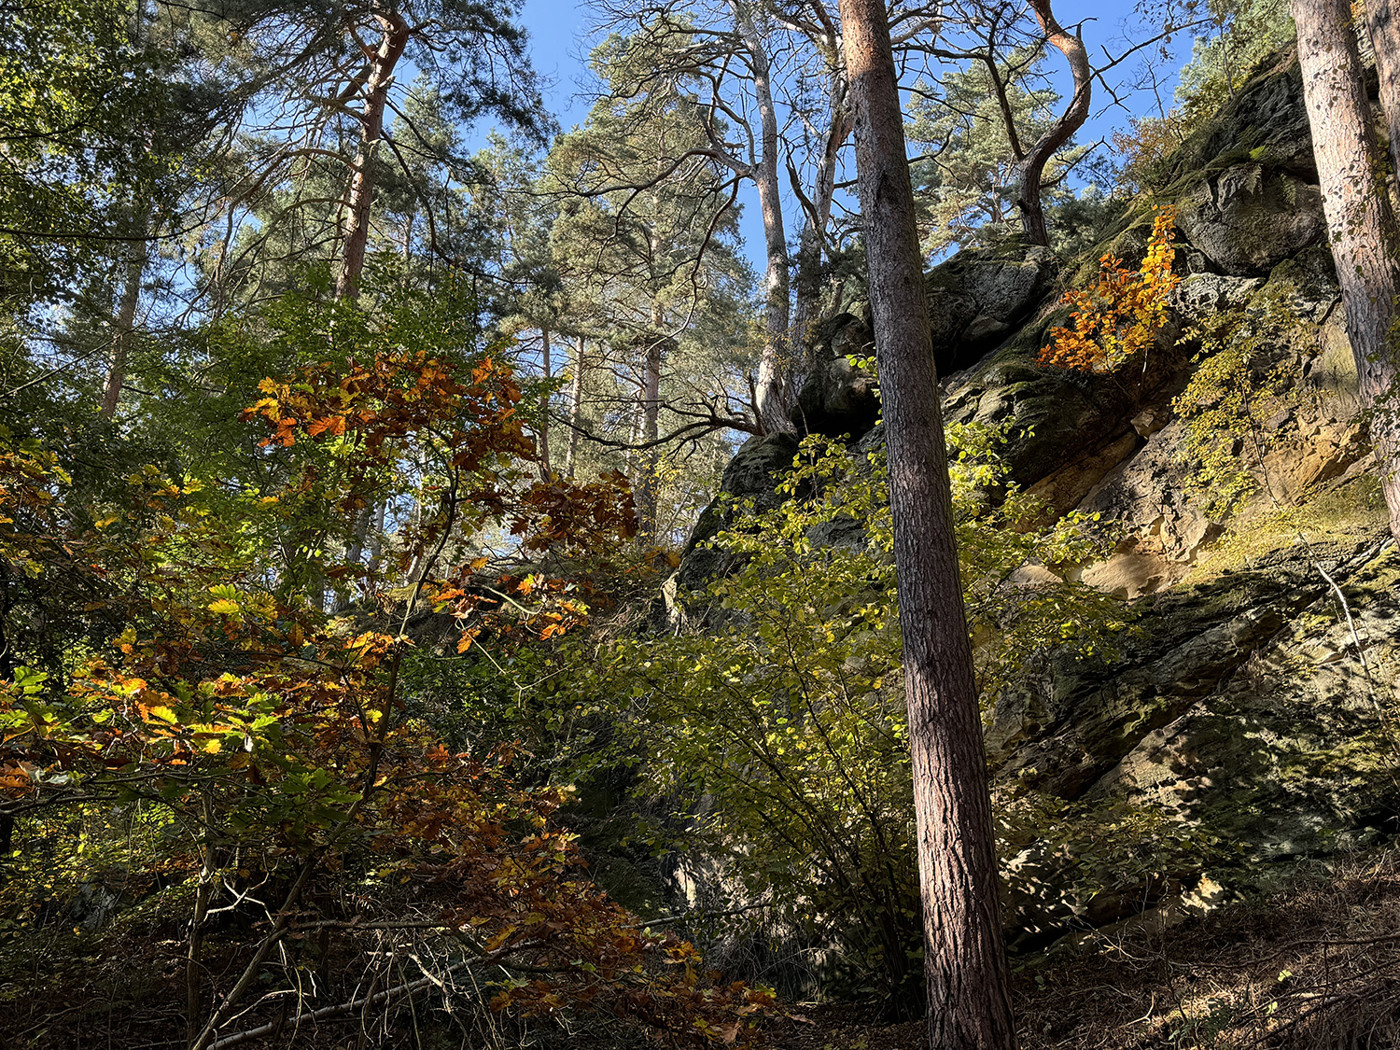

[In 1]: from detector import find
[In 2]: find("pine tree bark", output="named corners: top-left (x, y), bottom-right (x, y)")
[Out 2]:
top-left (838, 0), bottom-right (1016, 1045)
top-left (335, 11), bottom-right (411, 302)
top-left (1364, 0), bottom-right (1400, 179)
top-left (1294, 0), bottom-right (1400, 546)
top-left (1014, 0), bottom-right (1090, 247)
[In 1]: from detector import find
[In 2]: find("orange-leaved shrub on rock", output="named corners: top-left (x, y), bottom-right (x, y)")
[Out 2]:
top-left (1038, 204), bottom-right (1179, 372)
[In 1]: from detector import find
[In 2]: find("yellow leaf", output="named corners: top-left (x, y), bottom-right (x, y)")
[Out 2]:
top-left (146, 706), bottom-right (178, 724)
top-left (208, 599), bottom-right (240, 615)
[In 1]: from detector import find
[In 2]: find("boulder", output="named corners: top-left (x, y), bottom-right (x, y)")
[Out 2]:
top-left (925, 243), bottom-right (1057, 374)
top-left (940, 311), bottom-right (1189, 516)
top-left (1176, 163), bottom-right (1326, 276)
top-left (1171, 272), bottom-right (1264, 319)
top-left (1160, 51), bottom-right (1316, 183)
top-left (791, 314), bottom-right (880, 438)
top-left (791, 244), bottom-right (1057, 440)
top-left (676, 431), bottom-right (802, 592)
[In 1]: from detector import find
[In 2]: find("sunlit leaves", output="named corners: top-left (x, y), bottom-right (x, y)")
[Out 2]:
top-left (546, 427), bottom-right (1126, 1000)
top-left (0, 303), bottom-right (768, 1045)
top-left (1038, 205), bottom-right (1180, 371)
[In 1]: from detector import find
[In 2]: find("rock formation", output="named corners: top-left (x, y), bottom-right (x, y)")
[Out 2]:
top-left (678, 48), bottom-right (1400, 940)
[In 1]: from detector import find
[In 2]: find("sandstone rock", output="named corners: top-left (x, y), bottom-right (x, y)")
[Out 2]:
top-left (1163, 51), bottom-right (1315, 182)
top-left (1085, 542), bottom-right (1400, 865)
top-left (677, 431), bottom-right (801, 592)
top-left (1171, 272), bottom-right (1265, 320)
top-left (925, 243), bottom-right (1057, 373)
top-left (792, 244), bottom-right (1057, 440)
top-left (1176, 163), bottom-right (1326, 276)
top-left (791, 319), bottom-right (880, 438)
top-left (1078, 416), bottom-right (1221, 570)
top-left (941, 314), bottom-right (1189, 515)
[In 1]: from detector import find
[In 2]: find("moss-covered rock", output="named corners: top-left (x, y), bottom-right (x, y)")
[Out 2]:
top-left (1176, 163), bottom-right (1325, 275)
top-left (676, 431), bottom-right (802, 591)
top-left (1088, 541), bottom-right (1400, 867)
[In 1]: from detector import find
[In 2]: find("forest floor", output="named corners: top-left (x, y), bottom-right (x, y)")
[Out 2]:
top-left (9, 851), bottom-right (1400, 1049)
top-left (767, 849), bottom-right (1400, 1050)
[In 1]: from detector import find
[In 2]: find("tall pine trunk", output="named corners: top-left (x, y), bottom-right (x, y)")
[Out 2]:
top-left (731, 0), bottom-right (795, 434)
top-left (838, 0), bottom-right (1016, 1045)
top-left (1014, 1), bottom-right (1090, 248)
top-left (335, 13), bottom-right (411, 302)
top-left (100, 209), bottom-right (150, 419)
top-left (538, 326), bottom-right (553, 479)
top-left (1294, 0), bottom-right (1400, 546)
top-left (566, 336), bottom-right (586, 476)
top-left (635, 329), bottom-right (663, 542)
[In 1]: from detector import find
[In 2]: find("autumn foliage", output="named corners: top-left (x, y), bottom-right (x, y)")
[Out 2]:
top-left (0, 302), bottom-right (774, 1049)
top-left (1037, 205), bottom-right (1179, 372)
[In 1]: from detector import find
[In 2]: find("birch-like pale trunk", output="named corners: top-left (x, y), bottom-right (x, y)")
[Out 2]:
top-left (1295, 0), bottom-right (1400, 545)
top-left (839, 0), bottom-right (1017, 1044)
top-left (731, 0), bottom-right (795, 434)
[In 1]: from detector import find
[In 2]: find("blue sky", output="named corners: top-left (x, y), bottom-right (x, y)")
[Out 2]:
top-left (516, 0), bottom-right (1204, 131)
top-left (508, 0), bottom-right (1208, 265)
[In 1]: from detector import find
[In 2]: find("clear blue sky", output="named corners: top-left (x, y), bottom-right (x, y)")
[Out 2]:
top-left (519, 0), bottom-right (597, 130)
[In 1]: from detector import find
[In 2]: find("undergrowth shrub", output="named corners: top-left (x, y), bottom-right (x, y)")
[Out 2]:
top-left (539, 427), bottom-right (1223, 1012)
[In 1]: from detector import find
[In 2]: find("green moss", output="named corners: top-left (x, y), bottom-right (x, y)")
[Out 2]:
top-left (1193, 475), bottom-right (1389, 579)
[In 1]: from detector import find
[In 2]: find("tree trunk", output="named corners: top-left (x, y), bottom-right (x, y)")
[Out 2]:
top-left (732, 0), bottom-right (795, 434)
top-left (100, 209), bottom-right (150, 419)
top-left (538, 326), bottom-right (553, 479)
top-left (1295, 0), bottom-right (1400, 546)
top-left (839, 0), bottom-right (1017, 1046)
top-left (335, 13), bottom-right (411, 302)
top-left (365, 499), bottom-right (387, 578)
top-left (1364, 0), bottom-right (1400, 179)
top-left (635, 330), bottom-right (663, 541)
top-left (1015, 0), bottom-right (1091, 247)
top-left (566, 337), bottom-right (586, 476)
top-left (792, 64), bottom-right (854, 384)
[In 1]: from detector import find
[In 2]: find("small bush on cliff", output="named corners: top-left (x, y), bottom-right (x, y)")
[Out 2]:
top-left (1038, 205), bottom-right (1180, 373)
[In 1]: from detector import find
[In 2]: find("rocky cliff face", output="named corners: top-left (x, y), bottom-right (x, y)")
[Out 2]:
top-left (680, 50), bottom-right (1399, 935)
